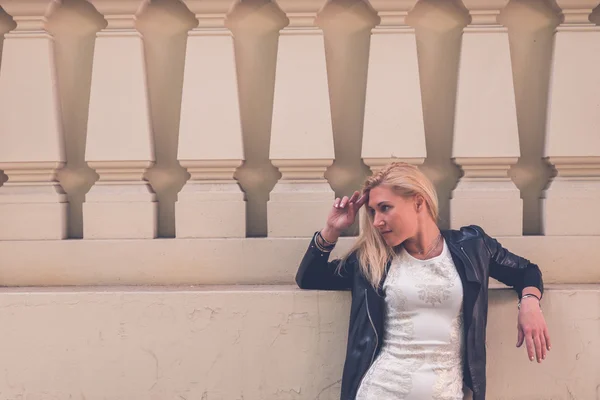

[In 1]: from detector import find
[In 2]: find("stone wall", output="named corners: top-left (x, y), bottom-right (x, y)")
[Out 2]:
top-left (0, 0), bottom-right (598, 398)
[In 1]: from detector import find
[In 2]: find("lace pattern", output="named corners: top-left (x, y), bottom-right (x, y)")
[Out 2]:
top-left (356, 240), bottom-right (464, 400)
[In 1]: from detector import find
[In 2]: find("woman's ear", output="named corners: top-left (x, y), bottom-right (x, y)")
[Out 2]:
top-left (415, 195), bottom-right (424, 212)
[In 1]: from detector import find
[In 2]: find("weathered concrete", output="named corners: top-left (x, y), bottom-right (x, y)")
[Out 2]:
top-left (0, 285), bottom-right (595, 399)
top-left (0, 236), bottom-right (598, 286)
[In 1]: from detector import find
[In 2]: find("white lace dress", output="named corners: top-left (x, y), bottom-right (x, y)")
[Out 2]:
top-left (355, 240), bottom-right (465, 400)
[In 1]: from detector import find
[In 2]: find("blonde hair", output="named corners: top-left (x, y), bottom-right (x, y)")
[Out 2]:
top-left (341, 162), bottom-right (439, 289)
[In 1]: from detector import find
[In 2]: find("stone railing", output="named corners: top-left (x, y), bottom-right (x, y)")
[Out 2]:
top-left (0, 1), bottom-right (599, 399)
top-left (0, 0), bottom-right (598, 268)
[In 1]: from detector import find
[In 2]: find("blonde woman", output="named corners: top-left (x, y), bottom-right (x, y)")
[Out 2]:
top-left (296, 162), bottom-right (550, 400)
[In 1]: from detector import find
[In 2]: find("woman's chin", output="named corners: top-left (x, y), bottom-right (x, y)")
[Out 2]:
top-left (383, 235), bottom-right (402, 247)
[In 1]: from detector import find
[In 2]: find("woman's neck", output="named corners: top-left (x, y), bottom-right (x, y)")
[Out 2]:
top-left (402, 220), bottom-right (442, 259)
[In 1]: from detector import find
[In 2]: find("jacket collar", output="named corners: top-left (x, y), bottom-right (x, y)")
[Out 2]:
top-left (441, 229), bottom-right (481, 284)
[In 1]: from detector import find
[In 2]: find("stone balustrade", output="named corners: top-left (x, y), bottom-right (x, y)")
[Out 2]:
top-left (0, 2), bottom-right (599, 399)
top-left (0, 0), bottom-right (597, 241)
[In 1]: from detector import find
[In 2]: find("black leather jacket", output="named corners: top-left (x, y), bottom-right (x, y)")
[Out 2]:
top-left (296, 225), bottom-right (543, 400)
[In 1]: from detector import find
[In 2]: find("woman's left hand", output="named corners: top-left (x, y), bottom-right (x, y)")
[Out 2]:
top-left (517, 297), bottom-right (551, 363)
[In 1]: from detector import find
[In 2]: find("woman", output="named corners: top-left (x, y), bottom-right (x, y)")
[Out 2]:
top-left (296, 162), bottom-right (550, 400)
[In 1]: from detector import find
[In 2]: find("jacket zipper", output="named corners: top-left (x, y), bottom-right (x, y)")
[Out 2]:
top-left (356, 288), bottom-right (379, 395)
top-left (365, 289), bottom-right (379, 364)
top-left (460, 246), bottom-right (480, 282)
top-left (460, 245), bottom-right (479, 393)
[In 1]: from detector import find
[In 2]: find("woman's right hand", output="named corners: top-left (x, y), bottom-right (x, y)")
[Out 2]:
top-left (322, 191), bottom-right (368, 241)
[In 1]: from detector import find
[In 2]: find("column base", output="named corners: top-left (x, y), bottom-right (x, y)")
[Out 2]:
top-left (83, 201), bottom-right (157, 239)
top-left (0, 202), bottom-right (67, 240)
top-left (0, 183), bottom-right (67, 240)
top-left (83, 183), bottom-right (157, 239)
top-left (451, 181), bottom-right (522, 236)
top-left (175, 182), bottom-right (246, 238)
top-left (267, 181), bottom-right (334, 237)
top-left (543, 179), bottom-right (600, 235)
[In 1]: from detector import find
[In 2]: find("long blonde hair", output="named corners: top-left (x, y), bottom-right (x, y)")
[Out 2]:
top-left (341, 162), bottom-right (439, 289)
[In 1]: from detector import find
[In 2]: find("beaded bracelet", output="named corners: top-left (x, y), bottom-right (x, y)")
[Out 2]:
top-left (315, 231), bottom-right (336, 253)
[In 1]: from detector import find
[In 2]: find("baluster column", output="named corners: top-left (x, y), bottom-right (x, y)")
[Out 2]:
top-left (362, 0), bottom-right (426, 173)
top-left (84, 0), bottom-right (157, 239)
top-left (0, 0), bottom-right (67, 240)
top-left (176, 0), bottom-right (245, 238)
top-left (451, 0), bottom-right (522, 236)
top-left (544, 1), bottom-right (600, 235)
top-left (268, 0), bottom-right (334, 237)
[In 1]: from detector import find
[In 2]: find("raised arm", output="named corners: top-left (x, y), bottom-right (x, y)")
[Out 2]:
top-left (295, 191), bottom-right (367, 291)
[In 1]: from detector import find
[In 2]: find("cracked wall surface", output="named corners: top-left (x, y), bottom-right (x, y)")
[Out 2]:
top-left (0, 286), bottom-right (596, 399)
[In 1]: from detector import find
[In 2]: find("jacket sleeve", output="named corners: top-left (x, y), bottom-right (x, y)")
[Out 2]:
top-left (295, 232), bottom-right (354, 291)
top-left (472, 226), bottom-right (544, 298)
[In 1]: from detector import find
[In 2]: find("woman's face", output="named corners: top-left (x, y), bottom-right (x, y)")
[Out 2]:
top-left (367, 185), bottom-right (421, 247)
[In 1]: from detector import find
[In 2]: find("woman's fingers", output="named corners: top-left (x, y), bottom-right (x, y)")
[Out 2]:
top-left (356, 193), bottom-right (368, 208)
top-left (525, 334), bottom-right (535, 362)
top-left (516, 327), bottom-right (524, 348)
top-left (533, 333), bottom-right (543, 363)
top-left (544, 327), bottom-right (552, 351)
top-left (540, 333), bottom-right (547, 361)
top-left (339, 196), bottom-right (350, 208)
top-left (334, 191), bottom-right (367, 211)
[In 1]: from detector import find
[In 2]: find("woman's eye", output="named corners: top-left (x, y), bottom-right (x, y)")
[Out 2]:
top-left (381, 205), bottom-right (389, 212)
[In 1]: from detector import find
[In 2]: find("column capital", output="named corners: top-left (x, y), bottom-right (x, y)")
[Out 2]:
top-left (227, 0), bottom-right (287, 33)
top-left (453, 157), bottom-right (518, 178)
top-left (87, 0), bottom-right (148, 29)
top-left (462, 0), bottom-right (509, 26)
top-left (275, 0), bottom-right (327, 28)
top-left (86, 160), bottom-right (154, 183)
top-left (367, 0), bottom-right (417, 27)
top-left (546, 156), bottom-right (600, 178)
top-left (0, 161), bottom-right (65, 183)
top-left (317, 0), bottom-right (379, 32)
top-left (0, 0), bottom-right (59, 33)
top-left (271, 159), bottom-right (332, 180)
top-left (180, 160), bottom-right (243, 181)
top-left (554, 0), bottom-right (600, 26)
top-left (364, 158), bottom-right (424, 174)
top-left (181, 0), bottom-right (234, 30)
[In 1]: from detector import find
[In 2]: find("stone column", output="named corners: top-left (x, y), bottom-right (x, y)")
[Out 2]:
top-left (84, 0), bottom-right (157, 239)
top-left (268, 0), bottom-right (334, 237)
top-left (451, 0), bottom-right (522, 236)
top-left (176, 0), bottom-right (245, 238)
top-left (0, 0), bottom-right (67, 240)
top-left (362, 0), bottom-right (426, 173)
top-left (544, 1), bottom-right (600, 235)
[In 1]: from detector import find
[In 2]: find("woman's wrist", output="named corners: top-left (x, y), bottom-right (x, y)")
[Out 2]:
top-left (321, 226), bottom-right (341, 244)
top-left (518, 294), bottom-right (541, 311)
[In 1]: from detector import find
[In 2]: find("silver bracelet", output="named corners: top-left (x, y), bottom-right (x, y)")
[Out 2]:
top-left (518, 294), bottom-right (541, 310)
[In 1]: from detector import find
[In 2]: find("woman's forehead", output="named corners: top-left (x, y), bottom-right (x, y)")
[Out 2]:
top-left (367, 185), bottom-right (397, 207)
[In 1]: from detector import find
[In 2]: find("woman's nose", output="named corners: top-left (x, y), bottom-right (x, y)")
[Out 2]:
top-left (373, 215), bottom-right (384, 227)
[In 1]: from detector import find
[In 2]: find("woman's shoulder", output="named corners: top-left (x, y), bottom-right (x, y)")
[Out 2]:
top-left (443, 224), bottom-right (487, 241)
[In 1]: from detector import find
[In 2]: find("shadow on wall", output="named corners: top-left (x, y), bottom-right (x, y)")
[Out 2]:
top-left (592, 4), bottom-right (600, 25)
top-left (409, 0), bottom-right (560, 234)
top-left (502, 0), bottom-right (559, 235)
top-left (229, 0), bottom-right (285, 238)
top-left (49, 0), bottom-right (104, 239)
top-left (321, 0), bottom-right (374, 237)
top-left (0, 7), bottom-right (15, 189)
top-left (138, 0), bottom-right (196, 238)
top-left (410, 0), bottom-right (467, 230)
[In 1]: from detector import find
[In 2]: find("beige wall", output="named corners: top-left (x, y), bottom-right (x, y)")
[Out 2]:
top-left (0, 0), bottom-right (598, 398)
